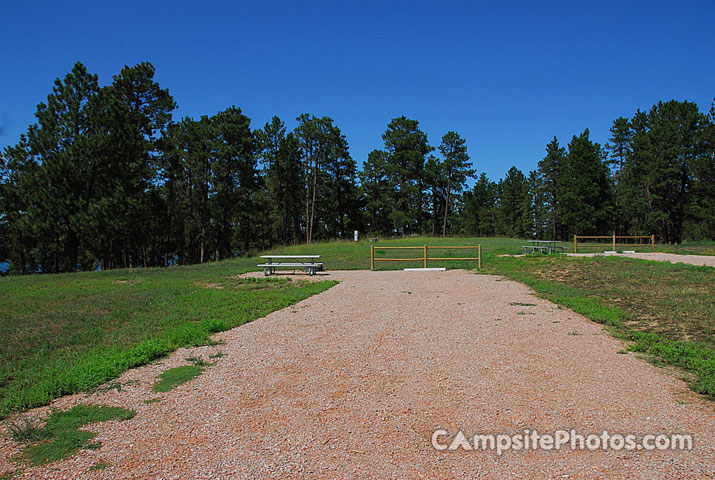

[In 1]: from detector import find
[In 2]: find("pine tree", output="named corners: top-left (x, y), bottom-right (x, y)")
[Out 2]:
top-left (559, 130), bottom-right (612, 237)
top-left (437, 131), bottom-right (474, 237)
top-left (359, 150), bottom-right (394, 235)
top-left (498, 167), bottom-right (532, 237)
top-left (380, 116), bottom-right (432, 235)
top-left (462, 172), bottom-right (498, 236)
top-left (536, 137), bottom-right (565, 240)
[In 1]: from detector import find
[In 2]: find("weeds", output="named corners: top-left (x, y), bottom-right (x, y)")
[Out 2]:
top-left (88, 460), bottom-right (110, 471)
top-left (152, 365), bottom-right (205, 393)
top-left (185, 357), bottom-right (211, 368)
top-left (8, 417), bottom-right (48, 444)
top-left (12, 405), bottom-right (134, 466)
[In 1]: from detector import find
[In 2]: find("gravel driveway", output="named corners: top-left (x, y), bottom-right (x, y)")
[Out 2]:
top-left (2, 270), bottom-right (714, 479)
top-left (568, 252), bottom-right (715, 267)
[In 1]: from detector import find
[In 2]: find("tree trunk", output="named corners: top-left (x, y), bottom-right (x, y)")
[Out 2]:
top-left (442, 180), bottom-right (451, 238)
top-left (310, 161), bottom-right (318, 243)
top-left (305, 156), bottom-right (311, 244)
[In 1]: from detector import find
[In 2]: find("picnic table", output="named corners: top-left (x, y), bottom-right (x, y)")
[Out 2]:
top-left (522, 240), bottom-right (565, 255)
top-left (258, 255), bottom-right (323, 276)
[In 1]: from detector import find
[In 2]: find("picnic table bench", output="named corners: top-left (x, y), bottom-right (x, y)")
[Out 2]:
top-left (522, 240), bottom-right (565, 255)
top-left (258, 255), bottom-right (323, 276)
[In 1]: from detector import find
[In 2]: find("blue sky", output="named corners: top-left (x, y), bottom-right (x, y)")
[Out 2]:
top-left (1, 0), bottom-right (713, 182)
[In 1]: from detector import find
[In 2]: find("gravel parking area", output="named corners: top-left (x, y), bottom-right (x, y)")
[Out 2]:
top-left (2, 270), bottom-right (714, 479)
top-left (568, 252), bottom-right (715, 267)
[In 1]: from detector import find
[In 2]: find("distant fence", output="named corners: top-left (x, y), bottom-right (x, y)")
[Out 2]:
top-left (573, 234), bottom-right (654, 253)
top-left (370, 245), bottom-right (481, 270)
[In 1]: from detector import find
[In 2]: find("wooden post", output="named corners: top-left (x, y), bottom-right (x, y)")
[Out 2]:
top-left (613, 232), bottom-right (616, 251)
top-left (424, 245), bottom-right (428, 268)
top-left (651, 234), bottom-right (655, 252)
top-left (370, 245), bottom-right (374, 271)
top-left (478, 245), bottom-right (482, 269)
top-left (574, 236), bottom-right (578, 253)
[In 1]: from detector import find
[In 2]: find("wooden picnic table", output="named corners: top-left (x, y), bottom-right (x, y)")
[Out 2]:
top-left (258, 255), bottom-right (323, 276)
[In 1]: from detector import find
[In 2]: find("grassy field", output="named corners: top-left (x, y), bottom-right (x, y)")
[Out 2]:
top-left (1, 235), bottom-right (714, 419)
top-left (0, 262), bottom-right (335, 419)
top-left (490, 255), bottom-right (715, 396)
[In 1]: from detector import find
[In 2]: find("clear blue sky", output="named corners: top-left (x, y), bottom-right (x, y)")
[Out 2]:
top-left (1, 0), bottom-right (713, 182)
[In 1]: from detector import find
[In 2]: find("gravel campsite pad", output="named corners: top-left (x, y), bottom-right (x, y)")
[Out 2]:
top-left (2, 270), bottom-right (714, 478)
top-left (568, 252), bottom-right (715, 267)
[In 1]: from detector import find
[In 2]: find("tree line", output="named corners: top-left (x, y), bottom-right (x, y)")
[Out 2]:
top-left (1, 62), bottom-right (714, 273)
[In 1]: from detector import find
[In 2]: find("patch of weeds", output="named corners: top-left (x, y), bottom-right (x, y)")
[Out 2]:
top-left (205, 339), bottom-right (225, 347)
top-left (8, 417), bottom-right (49, 444)
top-left (567, 331), bottom-right (582, 336)
top-left (92, 379), bottom-right (140, 394)
top-left (617, 349), bottom-right (628, 354)
top-left (13, 405), bottom-right (134, 466)
top-left (495, 318), bottom-right (503, 322)
top-left (152, 365), bottom-right (205, 393)
top-left (510, 302), bottom-right (536, 307)
top-left (93, 382), bottom-right (122, 394)
top-left (143, 398), bottom-right (161, 404)
top-left (209, 351), bottom-right (225, 359)
top-left (552, 320), bottom-right (561, 323)
top-left (516, 311), bottom-right (535, 315)
top-left (185, 357), bottom-right (211, 367)
top-left (88, 459), bottom-right (110, 471)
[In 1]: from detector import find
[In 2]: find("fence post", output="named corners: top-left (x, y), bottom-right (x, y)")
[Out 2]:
top-left (370, 245), bottom-right (374, 271)
top-left (613, 232), bottom-right (616, 251)
top-left (478, 245), bottom-right (482, 269)
top-left (574, 236), bottom-right (578, 253)
top-left (651, 234), bottom-right (655, 252)
top-left (424, 245), bottom-right (428, 268)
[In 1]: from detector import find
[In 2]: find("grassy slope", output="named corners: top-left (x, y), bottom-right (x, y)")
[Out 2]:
top-left (0, 261), bottom-right (335, 418)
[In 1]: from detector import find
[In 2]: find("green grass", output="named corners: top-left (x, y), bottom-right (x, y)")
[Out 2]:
top-left (152, 365), bottom-right (205, 393)
top-left (0, 261), bottom-right (336, 419)
top-left (490, 255), bottom-right (715, 397)
top-left (88, 459), bottom-right (110, 471)
top-left (11, 404), bottom-right (134, 466)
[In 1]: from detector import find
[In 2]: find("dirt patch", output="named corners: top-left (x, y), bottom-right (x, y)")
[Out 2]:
top-left (193, 281), bottom-right (225, 290)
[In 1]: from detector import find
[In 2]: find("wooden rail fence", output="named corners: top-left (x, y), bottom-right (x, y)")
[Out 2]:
top-left (370, 245), bottom-right (482, 270)
top-left (573, 234), bottom-right (655, 253)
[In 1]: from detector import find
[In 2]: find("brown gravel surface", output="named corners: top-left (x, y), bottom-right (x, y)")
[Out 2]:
top-left (2, 270), bottom-right (714, 479)
top-left (568, 252), bottom-right (715, 267)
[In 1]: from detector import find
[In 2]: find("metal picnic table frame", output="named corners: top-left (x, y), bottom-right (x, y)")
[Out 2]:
top-left (522, 240), bottom-right (565, 254)
top-left (258, 255), bottom-right (323, 276)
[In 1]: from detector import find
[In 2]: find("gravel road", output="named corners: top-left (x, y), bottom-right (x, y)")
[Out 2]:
top-left (2, 270), bottom-right (714, 479)
top-left (568, 252), bottom-right (715, 267)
